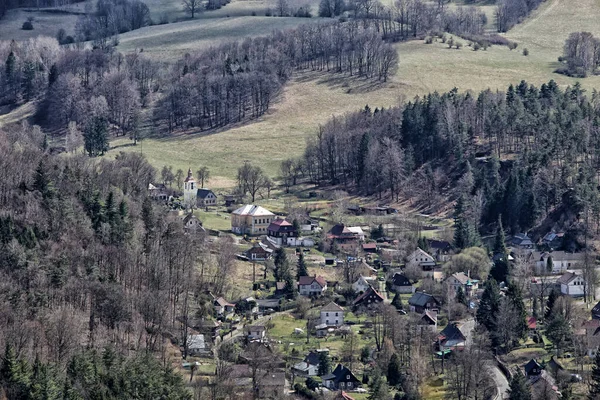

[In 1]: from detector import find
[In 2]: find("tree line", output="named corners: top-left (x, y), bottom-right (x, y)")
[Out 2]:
top-left (558, 31), bottom-right (600, 78)
top-left (294, 81), bottom-right (600, 237)
top-left (495, 0), bottom-right (545, 32)
top-left (154, 21), bottom-right (398, 132)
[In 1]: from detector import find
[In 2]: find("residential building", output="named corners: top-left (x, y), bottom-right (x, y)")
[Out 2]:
top-left (243, 242), bottom-right (273, 261)
top-left (427, 239), bottom-right (453, 262)
top-left (362, 242), bottom-right (378, 253)
top-left (231, 204), bottom-right (275, 235)
top-left (292, 361), bottom-right (318, 377)
top-left (407, 248), bottom-right (436, 268)
top-left (321, 302), bottom-right (344, 326)
top-left (524, 359), bottom-right (542, 378)
top-left (196, 188), bottom-right (217, 207)
top-left (408, 292), bottom-right (440, 313)
top-left (214, 297), bottom-right (235, 317)
top-left (327, 224), bottom-right (361, 254)
top-left (182, 213), bottom-right (205, 234)
top-left (439, 322), bottom-right (466, 351)
top-left (247, 325), bottom-right (266, 341)
top-left (417, 310), bottom-right (438, 332)
top-left (391, 273), bottom-right (415, 294)
top-left (321, 364), bottom-right (361, 391)
top-left (582, 319), bottom-right (600, 357)
top-left (528, 251), bottom-right (586, 274)
top-left (541, 231), bottom-right (564, 249)
top-left (445, 272), bottom-right (479, 297)
top-left (353, 286), bottom-right (385, 308)
top-left (257, 372), bottom-right (285, 399)
top-left (148, 183), bottom-right (169, 201)
top-left (267, 218), bottom-right (298, 245)
top-left (298, 276), bottom-right (327, 296)
top-left (512, 233), bottom-right (534, 249)
top-left (352, 275), bottom-right (376, 293)
top-left (557, 271), bottom-right (586, 297)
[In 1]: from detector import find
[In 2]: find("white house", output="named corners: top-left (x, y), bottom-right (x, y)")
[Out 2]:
top-left (407, 248), bottom-right (436, 268)
top-left (182, 169), bottom-right (217, 209)
top-left (529, 251), bottom-right (586, 274)
top-left (298, 276), bottom-right (327, 296)
top-left (247, 325), bottom-right (266, 341)
top-left (445, 272), bottom-right (479, 297)
top-left (347, 226), bottom-right (365, 241)
top-left (558, 271), bottom-right (586, 297)
top-left (352, 275), bottom-right (376, 293)
top-left (182, 213), bottom-right (205, 234)
top-left (320, 302), bottom-right (344, 326)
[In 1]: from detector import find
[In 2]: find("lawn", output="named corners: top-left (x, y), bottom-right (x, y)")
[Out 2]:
top-left (110, 0), bottom-right (600, 185)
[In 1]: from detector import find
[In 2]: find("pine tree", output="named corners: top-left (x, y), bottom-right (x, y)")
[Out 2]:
top-left (456, 286), bottom-right (467, 306)
top-left (476, 279), bottom-right (501, 332)
top-left (546, 256), bottom-right (554, 273)
top-left (391, 292), bottom-right (403, 310)
top-left (418, 236), bottom-right (429, 252)
top-left (317, 352), bottom-right (330, 376)
top-left (83, 116), bottom-right (109, 157)
top-left (368, 369), bottom-right (389, 400)
top-left (387, 353), bottom-right (402, 387)
top-left (589, 348), bottom-right (600, 399)
top-left (296, 252), bottom-right (308, 279)
top-left (274, 247), bottom-right (289, 281)
top-left (508, 370), bottom-right (532, 400)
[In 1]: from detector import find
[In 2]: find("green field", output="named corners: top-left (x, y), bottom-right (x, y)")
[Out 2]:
top-left (109, 0), bottom-right (600, 185)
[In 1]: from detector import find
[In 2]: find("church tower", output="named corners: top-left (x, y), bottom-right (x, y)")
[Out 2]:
top-left (183, 168), bottom-right (197, 209)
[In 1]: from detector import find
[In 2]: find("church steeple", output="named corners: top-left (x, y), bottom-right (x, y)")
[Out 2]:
top-left (183, 167), bottom-right (196, 209)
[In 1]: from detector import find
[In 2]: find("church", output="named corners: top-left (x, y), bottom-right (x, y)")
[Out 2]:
top-left (183, 169), bottom-right (217, 209)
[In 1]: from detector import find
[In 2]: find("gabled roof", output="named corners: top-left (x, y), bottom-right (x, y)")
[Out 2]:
top-left (392, 273), bottom-right (412, 287)
top-left (232, 204), bottom-right (274, 217)
top-left (421, 310), bottom-right (437, 325)
top-left (298, 275), bottom-right (327, 287)
top-left (593, 301), bottom-right (600, 315)
top-left (524, 359), bottom-right (541, 375)
top-left (353, 286), bottom-right (384, 305)
top-left (248, 325), bottom-right (266, 332)
top-left (428, 239), bottom-right (452, 250)
top-left (439, 322), bottom-right (466, 343)
top-left (328, 224), bottom-right (356, 238)
top-left (197, 188), bottom-right (215, 199)
top-left (362, 243), bottom-right (377, 250)
top-left (512, 233), bottom-right (533, 245)
top-left (267, 218), bottom-right (295, 232)
top-left (410, 247), bottom-right (434, 260)
top-left (408, 292), bottom-right (439, 308)
top-left (322, 364), bottom-right (360, 384)
top-left (182, 213), bottom-right (200, 225)
top-left (557, 271), bottom-right (581, 285)
top-left (527, 316), bottom-right (537, 329)
top-left (215, 297), bottom-right (235, 307)
top-left (450, 272), bottom-right (471, 285)
top-left (321, 302), bottom-right (344, 312)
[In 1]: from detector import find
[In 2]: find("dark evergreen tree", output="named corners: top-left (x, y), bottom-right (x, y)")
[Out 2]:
top-left (297, 252), bottom-right (308, 279)
top-left (493, 216), bottom-right (507, 256)
top-left (387, 353), bottom-right (403, 387)
top-left (391, 292), bottom-right (403, 310)
top-left (507, 370), bottom-right (532, 400)
top-left (506, 283), bottom-right (528, 340)
top-left (317, 351), bottom-right (331, 376)
top-left (545, 290), bottom-right (558, 320)
top-left (476, 279), bottom-right (501, 333)
top-left (417, 236), bottom-right (429, 252)
top-left (83, 116), bottom-right (109, 157)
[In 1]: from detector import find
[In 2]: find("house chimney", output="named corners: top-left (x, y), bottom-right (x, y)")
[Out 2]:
top-left (467, 270), bottom-right (470, 279)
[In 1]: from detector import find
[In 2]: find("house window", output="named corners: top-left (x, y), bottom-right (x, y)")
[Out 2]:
top-left (347, 375), bottom-right (350, 380)
top-left (326, 312), bottom-right (329, 316)
top-left (335, 313), bottom-right (338, 316)
top-left (326, 320), bottom-right (329, 325)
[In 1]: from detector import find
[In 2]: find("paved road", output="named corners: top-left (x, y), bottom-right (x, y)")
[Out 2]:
top-left (459, 318), bottom-right (509, 399)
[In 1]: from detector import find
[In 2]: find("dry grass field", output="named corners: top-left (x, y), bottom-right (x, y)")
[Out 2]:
top-left (111, 0), bottom-right (600, 187)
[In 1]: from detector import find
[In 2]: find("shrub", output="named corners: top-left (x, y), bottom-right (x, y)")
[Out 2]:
top-left (523, 48), bottom-right (529, 56)
top-left (265, 7), bottom-right (272, 16)
top-left (22, 21), bottom-right (33, 30)
top-left (441, 33), bottom-right (447, 43)
top-left (473, 42), bottom-right (481, 51)
top-left (508, 41), bottom-right (518, 51)
top-left (447, 37), bottom-right (454, 48)
top-left (251, 10), bottom-right (256, 15)
top-left (425, 36), bottom-right (433, 44)
top-left (455, 41), bottom-right (462, 49)
top-left (57, 28), bottom-right (66, 44)
top-left (159, 13), bottom-right (169, 24)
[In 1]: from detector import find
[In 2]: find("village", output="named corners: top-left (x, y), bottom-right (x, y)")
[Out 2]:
top-left (148, 169), bottom-right (600, 400)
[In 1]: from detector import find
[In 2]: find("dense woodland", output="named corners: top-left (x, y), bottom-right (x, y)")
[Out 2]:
top-left (0, 123), bottom-right (240, 398)
top-left (296, 81), bottom-right (600, 239)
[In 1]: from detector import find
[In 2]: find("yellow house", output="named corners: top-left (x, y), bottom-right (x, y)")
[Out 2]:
top-left (231, 205), bottom-right (275, 235)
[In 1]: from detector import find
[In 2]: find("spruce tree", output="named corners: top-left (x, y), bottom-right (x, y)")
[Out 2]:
top-left (387, 353), bottom-right (402, 387)
top-left (589, 348), bottom-right (600, 399)
top-left (391, 292), bottom-right (403, 310)
top-left (83, 116), bottom-right (109, 157)
top-left (546, 256), bottom-right (554, 273)
top-left (506, 283), bottom-right (528, 340)
top-left (297, 252), bottom-right (308, 279)
top-left (317, 352), bottom-right (330, 376)
top-left (368, 369), bottom-right (389, 400)
top-left (476, 279), bottom-right (501, 333)
top-left (508, 370), bottom-right (532, 400)
top-left (493, 216), bottom-right (507, 256)
top-left (545, 290), bottom-right (558, 320)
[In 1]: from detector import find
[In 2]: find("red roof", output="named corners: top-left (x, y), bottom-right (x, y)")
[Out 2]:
top-left (527, 317), bottom-right (537, 329)
top-left (362, 243), bottom-right (377, 250)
